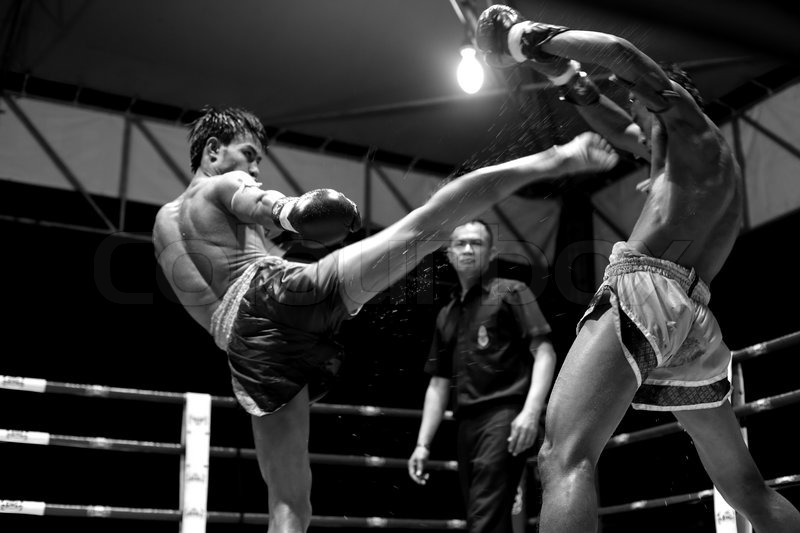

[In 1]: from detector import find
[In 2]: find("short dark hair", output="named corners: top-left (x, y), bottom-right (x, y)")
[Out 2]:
top-left (451, 219), bottom-right (494, 248)
top-left (188, 106), bottom-right (269, 173)
top-left (659, 62), bottom-right (705, 109)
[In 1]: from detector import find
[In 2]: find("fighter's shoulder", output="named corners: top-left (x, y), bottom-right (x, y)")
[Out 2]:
top-left (661, 81), bottom-right (713, 130)
top-left (195, 172), bottom-right (267, 210)
top-left (211, 170), bottom-right (263, 193)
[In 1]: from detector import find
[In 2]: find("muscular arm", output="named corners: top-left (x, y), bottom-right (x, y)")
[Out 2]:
top-left (541, 31), bottom-right (672, 109)
top-left (522, 56), bottom-right (649, 159)
top-left (211, 171), bottom-right (362, 246)
top-left (211, 170), bottom-right (284, 231)
top-left (541, 30), bottom-right (709, 133)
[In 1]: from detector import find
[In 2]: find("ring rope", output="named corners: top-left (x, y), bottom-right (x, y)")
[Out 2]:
top-left (1, 330), bottom-right (794, 420)
top-left (0, 429), bottom-right (458, 471)
top-left (0, 501), bottom-right (468, 529)
top-left (590, 475), bottom-right (798, 520)
top-left (1, 330), bottom-right (794, 419)
top-left (1, 330), bottom-right (796, 529)
top-left (732, 330), bottom-right (800, 363)
top-left (607, 388), bottom-right (800, 449)
top-left (5, 384), bottom-right (796, 467)
top-left (5, 474), bottom-right (798, 526)
top-left (0, 375), bottom-right (454, 420)
top-left (522, 475), bottom-right (800, 525)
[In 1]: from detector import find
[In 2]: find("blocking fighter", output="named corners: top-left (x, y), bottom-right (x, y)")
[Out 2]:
top-left (476, 5), bottom-right (800, 532)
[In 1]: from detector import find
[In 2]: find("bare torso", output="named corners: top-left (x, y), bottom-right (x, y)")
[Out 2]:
top-left (627, 104), bottom-right (742, 284)
top-left (153, 177), bottom-right (283, 332)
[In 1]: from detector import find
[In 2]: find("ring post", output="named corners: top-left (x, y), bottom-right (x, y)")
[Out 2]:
top-left (180, 393), bottom-right (211, 533)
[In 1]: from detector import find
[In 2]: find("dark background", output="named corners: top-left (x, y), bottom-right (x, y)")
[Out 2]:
top-left (0, 180), bottom-right (798, 532)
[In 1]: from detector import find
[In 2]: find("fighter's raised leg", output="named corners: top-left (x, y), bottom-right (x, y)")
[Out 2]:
top-left (334, 132), bottom-right (619, 313)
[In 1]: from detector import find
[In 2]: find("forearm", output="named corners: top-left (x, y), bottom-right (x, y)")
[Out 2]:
top-left (416, 380), bottom-right (449, 447)
top-left (573, 95), bottom-right (650, 160)
top-left (575, 95), bottom-right (632, 136)
top-left (543, 30), bottom-right (672, 93)
top-left (521, 340), bottom-right (556, 419)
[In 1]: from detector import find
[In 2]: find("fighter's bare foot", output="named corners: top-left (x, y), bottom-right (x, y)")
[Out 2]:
top-left (558, 132), bottom-right (619, 174)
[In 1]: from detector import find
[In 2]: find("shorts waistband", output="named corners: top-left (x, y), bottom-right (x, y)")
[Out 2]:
top-left (604, 251), bottom-right (710, 305)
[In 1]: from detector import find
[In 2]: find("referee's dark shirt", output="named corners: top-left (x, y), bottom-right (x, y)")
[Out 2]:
top-left (424, 276), bottom-right (551, 416)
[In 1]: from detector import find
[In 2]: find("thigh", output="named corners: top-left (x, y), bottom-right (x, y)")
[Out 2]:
top-left (544, 307), bottom-right (639, 462)
top-left (673, 402), bottom-right (763, 488)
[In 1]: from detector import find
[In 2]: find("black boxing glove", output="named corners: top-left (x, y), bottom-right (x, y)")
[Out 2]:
top-left (476, 4), bottom-right (570, 68)
top-left (272, 189), bottom-right (362, 247)
top-left (476, 4), bottom-right (526, 68)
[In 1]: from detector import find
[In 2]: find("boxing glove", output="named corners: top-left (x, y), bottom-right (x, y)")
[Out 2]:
top-left (272, 189), bottom-right (362, 247)
top-left (476, 5), bottom-right (569, 67)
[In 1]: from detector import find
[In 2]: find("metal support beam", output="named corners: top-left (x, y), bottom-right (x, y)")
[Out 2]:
top-left (2, 94), bottom-right (116, 231)
top-left (372, 164), bottom-right (415, 214)
top-left (265, 57), bottom-right (774, 129)
top-left (730, 118), bottom-right (751, 230)
top-left (131, 118), bottom-right (189, 187)
top-left (363, 149), bottom-right (375, 235)
top-left (490, 205), bottom-right (546, 265)
top-left (26, 0), bottom-right (95, 71)
top-left (118, 116), bottom-right (132, 231)
top-left (264, 151), bottom-right (304, 196)
top-left (0, 213), bottom-right (150, 243)
top-left (738, 114), bottom-right (800, 162)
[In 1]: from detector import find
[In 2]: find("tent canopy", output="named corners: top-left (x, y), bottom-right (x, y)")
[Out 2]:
top-left (3, 0), bottom-right (796, 169)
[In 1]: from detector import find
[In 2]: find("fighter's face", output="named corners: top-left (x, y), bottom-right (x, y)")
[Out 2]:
top-left (446, 223), bottom-right (495, 275)
top-left (210, 133), bottom-right (264, 178)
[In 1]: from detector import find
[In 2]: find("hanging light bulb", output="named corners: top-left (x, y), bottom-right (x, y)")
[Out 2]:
top-left (457, 45), bottom-right (484, 94)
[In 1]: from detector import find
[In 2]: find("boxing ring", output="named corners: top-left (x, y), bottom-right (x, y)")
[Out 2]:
top-left (1, 331), bottom-right (799, 531)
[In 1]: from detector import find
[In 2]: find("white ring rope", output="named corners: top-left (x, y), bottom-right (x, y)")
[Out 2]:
top-left (2, 330), bottom-right (797, 529)
top-left (0, 375), bottom-right (455, 419)
top-left (0, 429), bottom-right (458, 471)
top-left (2, 331), bottom-right (795, 419)
top-left (3, 474), bottom-right (798, 526)
top-left (6, 384), bottom-right (798, 468)
top-left (0, 501), bottom-right (469, 529)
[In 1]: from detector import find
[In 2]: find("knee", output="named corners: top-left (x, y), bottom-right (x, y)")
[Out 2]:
top-left (717, 475), bottom-right (771, 512)
top-left (270, 478), bottom-right (313, 527)
top-left (270, 499), bottom-right (312, 532)
top-left (536, 437), bottom-right (558, 484)
top-left (537, 436), bottom-right (595, 487)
